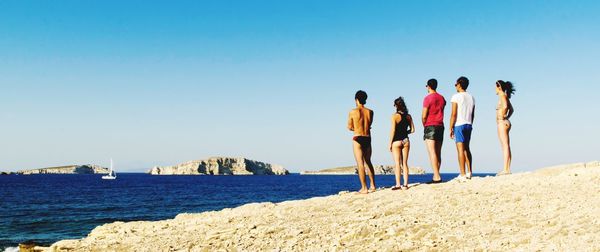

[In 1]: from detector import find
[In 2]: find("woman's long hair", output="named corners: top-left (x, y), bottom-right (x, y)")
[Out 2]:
top-left (394, 97), bottom-right (409, 114)
top-left (497, 80), bottom-right (516, 99)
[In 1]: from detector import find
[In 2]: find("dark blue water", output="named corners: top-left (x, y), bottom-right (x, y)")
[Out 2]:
top-left (0, 173), bottom-right (485, 250)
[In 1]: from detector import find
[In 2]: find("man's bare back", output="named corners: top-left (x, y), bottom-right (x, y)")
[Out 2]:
top-left (348, 90), bottom-right (376, 194)
top-left (348, 106), bottom-right (373, 136)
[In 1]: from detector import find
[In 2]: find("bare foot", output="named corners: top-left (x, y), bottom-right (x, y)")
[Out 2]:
top-left (357, 188), bottom-right (369, 194)
top-left (496, 170), bottom-right (511, 176)
top-left (368, 187), bottom-right (376, 193)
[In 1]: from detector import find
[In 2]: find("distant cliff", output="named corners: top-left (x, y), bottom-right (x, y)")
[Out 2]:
top-left (149, 157), bottom-right (289, 175)
top-left (15, 165), bottom-right (109, 175)
top-left (301, 165), bottom-right (426, 175)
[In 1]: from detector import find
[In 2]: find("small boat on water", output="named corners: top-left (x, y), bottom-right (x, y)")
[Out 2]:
top-left (102, 159), bottom-right (117, 180)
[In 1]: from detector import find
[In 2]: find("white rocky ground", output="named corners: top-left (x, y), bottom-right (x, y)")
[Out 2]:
top-left (42, 161), bottom-right (600, 251)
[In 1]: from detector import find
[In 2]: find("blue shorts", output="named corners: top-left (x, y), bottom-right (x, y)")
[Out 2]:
top-left (454, 124), bottom-right (473, 144)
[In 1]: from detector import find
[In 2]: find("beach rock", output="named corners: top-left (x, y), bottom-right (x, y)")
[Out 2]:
top-left (301, 165), bottom-right (426, 175)
top-left (42, 161), bottom-right (600, 251)
top-left (149, 157), bottom-right (288, 175)
top-left (15, 165), bottom-right (109, 175)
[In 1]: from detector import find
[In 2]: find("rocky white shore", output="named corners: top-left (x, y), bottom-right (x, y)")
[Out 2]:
top-left (40, 161), bottom-right (600, 251)
top-left (149, 157), bottom-right (289, 175)
top-left (301, 165), bottom-right (426, 175)
top-left (14, 165), bottom-right (109, 175)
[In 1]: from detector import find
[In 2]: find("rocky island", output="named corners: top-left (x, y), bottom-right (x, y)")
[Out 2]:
top-left (149, 157), bottom-right (288, 175)
top-left (15, 165), bottom-right (109, 175)
top-left (301, 165), bottom-right (426, 175)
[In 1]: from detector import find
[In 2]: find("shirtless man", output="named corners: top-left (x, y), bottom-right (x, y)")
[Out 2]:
top-left (347, 90), bottom-right (376, 194)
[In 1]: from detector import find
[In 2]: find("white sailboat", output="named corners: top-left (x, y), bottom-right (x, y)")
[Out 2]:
top-left (102, 158), bottom-right (117, 180)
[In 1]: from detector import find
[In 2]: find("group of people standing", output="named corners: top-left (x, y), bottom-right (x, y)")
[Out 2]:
top-left (347, 76), bottom-right (515, 194)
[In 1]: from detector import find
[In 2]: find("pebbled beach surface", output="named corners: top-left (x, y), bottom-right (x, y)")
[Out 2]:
top-left (44, 161), bottom-right (600, 251)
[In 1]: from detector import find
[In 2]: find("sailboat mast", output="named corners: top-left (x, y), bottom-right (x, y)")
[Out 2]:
top-left (102, 158), bottom-right (117, 179)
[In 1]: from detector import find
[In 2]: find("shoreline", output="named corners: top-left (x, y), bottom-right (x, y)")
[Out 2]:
top-left (35, 161), bottom-right (600, 251)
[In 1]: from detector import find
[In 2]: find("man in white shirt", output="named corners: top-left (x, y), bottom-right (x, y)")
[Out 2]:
top-left (450, 76), bottom-right (475, 180)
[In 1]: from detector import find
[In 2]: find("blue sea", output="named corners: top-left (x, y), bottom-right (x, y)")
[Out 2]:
top-left (0, 173), bottom-right (485, 250)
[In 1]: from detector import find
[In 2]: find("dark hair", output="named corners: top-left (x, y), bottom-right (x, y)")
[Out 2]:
top-left (355, 90), bottom-right (367, 105)
top-left (426, 79), bottom-right (438, 90)
top-left (496, 80), bottom-right (516, 99)
top-left (457, 76), bottom-right (469, 90)
top-left (394, 96), bottom-right (409, 114)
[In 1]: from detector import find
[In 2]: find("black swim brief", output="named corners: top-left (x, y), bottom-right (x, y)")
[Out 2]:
top-left (353, 136), bottom-right (372, 150)
top-left (424, 125), bottom-right (444, 141)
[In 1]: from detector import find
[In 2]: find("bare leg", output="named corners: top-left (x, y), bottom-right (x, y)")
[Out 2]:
top-left (435, 140), bottom-right (443, 177)
top-left (464, 143), bottom-right (472, 175)
top-left (426, 140), bottom-right (442, 181)
top-left (402, 141), bottom-right (410, 187)
top-left (498, 122), bottom-right (512, 173)
top-left (456, 142), bottom-right (466, 176)
top-left (364, 146), bottom-right (377, 192)
top-left (353, 141), bottom-right (368, 194)
top-left (391, 141), bottom-right (403, 188)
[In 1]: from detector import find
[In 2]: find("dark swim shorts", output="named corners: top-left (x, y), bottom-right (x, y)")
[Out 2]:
top-left (353, 136), bottom-right (372, 150)
top-left (424, 125), bottom-right (444, 141)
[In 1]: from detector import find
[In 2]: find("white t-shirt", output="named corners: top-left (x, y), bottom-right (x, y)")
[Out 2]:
top-left (451, 92), bottom-right (475, 126)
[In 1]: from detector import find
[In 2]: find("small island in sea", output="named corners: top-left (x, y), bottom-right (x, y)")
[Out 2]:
top-left (148, 157), bottom-right (289, 175)
top-left (301, 165), bottom-right (426, 175)
top-left (13, 165), bottom-right (109, 175)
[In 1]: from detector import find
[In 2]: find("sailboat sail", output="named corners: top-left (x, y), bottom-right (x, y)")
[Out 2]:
top-left (102, 158), bottom-right (117, 180)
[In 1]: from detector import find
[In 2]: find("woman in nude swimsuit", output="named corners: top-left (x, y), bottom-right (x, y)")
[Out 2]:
top-left (389, 97), bottom-right (415, 190)
top-left (495, 80), bottom-right (515, 175)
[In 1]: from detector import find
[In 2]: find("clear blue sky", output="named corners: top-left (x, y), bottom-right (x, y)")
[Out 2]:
top-left (1, 0), bottom-right (599, 173)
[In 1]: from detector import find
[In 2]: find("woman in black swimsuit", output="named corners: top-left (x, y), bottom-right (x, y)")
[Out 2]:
top-left (389, 97), bottom-right (415, 190)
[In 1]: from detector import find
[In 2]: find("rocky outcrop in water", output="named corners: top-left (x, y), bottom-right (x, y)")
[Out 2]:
top-left (15, 165), bottom-right (109, 175)
top-left (149, 157), bottom-right (288, 175)
top-left (301, 165), bottom-right (426, 175)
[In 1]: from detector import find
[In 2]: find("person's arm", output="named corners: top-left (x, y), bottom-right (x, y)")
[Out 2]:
top-left (370, 110), bottom-right (374, 129)
top-left (450, 102), bottom-right (457, 139)
top-left (408, 115), bottom-right (415, 134)
top-left (422, 107), bottom-right (429, 126)
top-left (506, 98), bottom-right (514, 119)
top-left (389, 115), bottom-right (396, 151)
top-left (347, 111), bottom-right (354, 131)
top-left (472, 105), bottom-right (476, 124)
